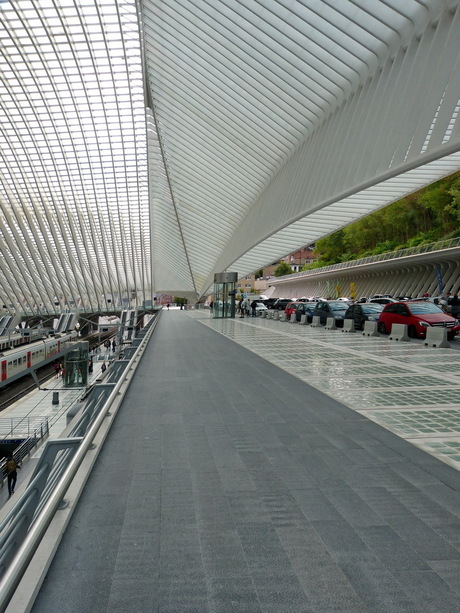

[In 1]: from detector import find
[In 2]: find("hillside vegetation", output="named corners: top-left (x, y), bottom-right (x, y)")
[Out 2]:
top-left (305, 171), bottom-right (460, 269)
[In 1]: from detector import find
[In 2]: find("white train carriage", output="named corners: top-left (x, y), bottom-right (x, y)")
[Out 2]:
top-left (0, 330), bottom-right (78, 383)
top-left (0, 328), bottom-right (43, 352)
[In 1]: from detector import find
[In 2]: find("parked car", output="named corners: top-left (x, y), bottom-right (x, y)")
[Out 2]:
top-left (312, 300), bottom-right (349, 327)
top-left (273, 298), bottom-right (295, 311)
top-left (284, 301), bottom-right (298, 317)
top-left (369, 297), bottom-right (398, 305)
top-left (295, 301), bottom-right (319, 323)
top-left (378, 301), bottom-right (460, 340)
top-left (344, 303), bottom-right (384, 330)
top-left (262, 298), bottom-right (278, 309)
top-left (255, 302), bottom-right (268, 313)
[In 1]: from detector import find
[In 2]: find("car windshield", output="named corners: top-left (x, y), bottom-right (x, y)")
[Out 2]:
top-left (362, 304), bottom-right (384, 313)
top-left (408, 303), bottom-right (444, 315)
top-left (329, 302), bottom-right (347, 311)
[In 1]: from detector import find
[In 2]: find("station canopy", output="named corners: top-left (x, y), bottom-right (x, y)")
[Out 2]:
top-left (1, 1), bottom-right (460, 311)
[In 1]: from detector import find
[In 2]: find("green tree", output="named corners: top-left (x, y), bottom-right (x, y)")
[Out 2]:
top-left (274, 261), bottom-right (293, 276)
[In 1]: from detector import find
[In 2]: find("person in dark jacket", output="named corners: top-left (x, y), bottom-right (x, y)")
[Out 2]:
top-left (251, 299), bottom-right (258, 317)
top-left (450, 293), bottom-right (460, 318)
top-left (6, 454), bottom-right (20, 497)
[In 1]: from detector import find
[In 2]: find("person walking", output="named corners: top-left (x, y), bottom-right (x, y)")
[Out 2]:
top-left (6, 454), bottom-right (20, 497)
top-left (238, 298), bottom-right (244, 318)
top-left (251, 299), bottom-right (258, 317)
top-left (101, 362), bottom-right (107, 373)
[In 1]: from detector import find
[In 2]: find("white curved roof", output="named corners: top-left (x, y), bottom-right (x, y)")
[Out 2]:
top-left (1, 1), bottom-right (460, 311)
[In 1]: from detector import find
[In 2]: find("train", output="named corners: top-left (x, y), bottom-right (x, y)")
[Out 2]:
top-left (0, 330), bottom-right (78, 384)
top-left (0, 328), bottom-right (45, 352)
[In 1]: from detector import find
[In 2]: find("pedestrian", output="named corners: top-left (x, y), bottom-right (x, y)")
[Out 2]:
top-left (88, 358), bottom-right (93, 374)
top-left (6, 454), bottom-right (20, 497)
top-left (451, 293), bottom-right (460, 318)
top-left (112, 339), bottom-right (116, 352)
top-left (251, 299), bottom-right (258, 317)
top-left (54, 362), bottom-right (60, 378)
top-left (167, 303), bottom-right (170, 310)
top-left (238, 299), bottom-right (244, 318)
top-left (101, 362), bottom-right (107, 373)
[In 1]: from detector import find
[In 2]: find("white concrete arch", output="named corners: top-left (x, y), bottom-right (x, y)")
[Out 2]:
top-left (1, 1), bottom-right (460, 311)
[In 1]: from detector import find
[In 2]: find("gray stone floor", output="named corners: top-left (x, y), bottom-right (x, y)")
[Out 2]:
top-left (31, 311), bottom-right (460, 612)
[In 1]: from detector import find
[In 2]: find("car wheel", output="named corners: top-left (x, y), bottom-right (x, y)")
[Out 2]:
top-left (408, 325), bottom-right (417, 339)
top-left (377, 322), bottom-right (387, 334)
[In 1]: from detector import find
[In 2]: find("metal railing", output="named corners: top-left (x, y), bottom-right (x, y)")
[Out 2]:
top-left (271, 236), bottom-right (460, 282)
top-left (0, 421), bottom-right (50, 493)
top-left (0, 313), bottom-right (161, 611)
top-left (0, 418), bottom-right (49, 441)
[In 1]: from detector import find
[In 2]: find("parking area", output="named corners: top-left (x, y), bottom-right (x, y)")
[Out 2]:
top-left (189, 310), bottom-right (460, 471)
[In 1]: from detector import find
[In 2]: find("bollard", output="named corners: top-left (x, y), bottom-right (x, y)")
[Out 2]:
top-left (324, 317), bottom-right (337, 330)
top-left (52, 391), bottom-right (59, 405)
top-left (363, 321), bottom-right (380, 337)
top-left (424, 327), bottom-right (450, 348)
top-left (342, 319), bottom-right (356, 333)
top-left (388, 323), bottom-right (410, 342)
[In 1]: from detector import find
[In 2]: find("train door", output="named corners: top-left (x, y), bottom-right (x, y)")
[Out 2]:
top-left (1, 360), bottom-right (6, 381)
top-left (26, 351), bottom-right (32, 369)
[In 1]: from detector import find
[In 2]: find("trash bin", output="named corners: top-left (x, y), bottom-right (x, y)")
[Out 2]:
top-left (52, 391), bottom-right (59, 405)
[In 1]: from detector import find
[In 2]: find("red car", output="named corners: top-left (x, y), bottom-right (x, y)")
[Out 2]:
top-left (378, 301), bottom-right (460, 340)
top-left (284, 301), bottom-right (298, 317)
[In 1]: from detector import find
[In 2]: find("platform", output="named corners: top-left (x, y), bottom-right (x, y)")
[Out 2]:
top-left (0, 350), bottom-right (117, 508)
top-left (26, 310), bottom-right (460, 613)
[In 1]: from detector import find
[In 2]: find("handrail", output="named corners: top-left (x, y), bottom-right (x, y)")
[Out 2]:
top-left (0, 313), bottom-right (160, 611)
top-left (271, 236), bottom-right (460, 282)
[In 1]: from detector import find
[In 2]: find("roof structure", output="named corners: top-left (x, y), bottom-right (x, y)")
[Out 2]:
top-left (1, 1), bottom-right (460, 311)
